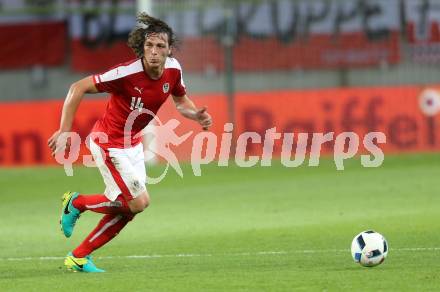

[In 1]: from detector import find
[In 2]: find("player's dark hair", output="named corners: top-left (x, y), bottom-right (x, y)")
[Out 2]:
top-left (127, 13), bottom-right (177, 58)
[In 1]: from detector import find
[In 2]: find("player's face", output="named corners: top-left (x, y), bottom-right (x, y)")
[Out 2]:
top-left (143, 33), bottom-right (171, 69)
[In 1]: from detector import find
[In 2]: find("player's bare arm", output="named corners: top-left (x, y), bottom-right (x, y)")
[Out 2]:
top-left (172, 94), bottom-right (213, 130)
top-left (48, 76), bottom-right (98, 156)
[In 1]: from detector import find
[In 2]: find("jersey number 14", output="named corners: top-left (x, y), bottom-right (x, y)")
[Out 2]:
top-left (130, 97), bottom-right (144, 111)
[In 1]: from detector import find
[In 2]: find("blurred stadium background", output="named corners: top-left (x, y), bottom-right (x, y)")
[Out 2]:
top-left (1, 0), bottom-right (440, 165)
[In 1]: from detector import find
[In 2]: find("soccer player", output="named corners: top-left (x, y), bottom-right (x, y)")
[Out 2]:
top-left (47, 13), bottom-right (212, 273)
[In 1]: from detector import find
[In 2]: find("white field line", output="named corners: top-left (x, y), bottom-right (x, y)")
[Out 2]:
top-left (1, 247), bottom-right (440, 262)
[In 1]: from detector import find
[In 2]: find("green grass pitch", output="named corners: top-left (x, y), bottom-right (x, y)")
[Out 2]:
top-left (0, 154), bottom-right (439, 291)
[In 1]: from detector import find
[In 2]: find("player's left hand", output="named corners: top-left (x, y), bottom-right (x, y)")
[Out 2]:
top-left (195, 106), bottom-right (212, 130)
top-left (48, 130), bottom-right (71, 157)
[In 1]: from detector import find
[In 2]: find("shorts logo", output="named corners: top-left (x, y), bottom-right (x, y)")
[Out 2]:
top-left (163, 83), bottom-right (169, 93)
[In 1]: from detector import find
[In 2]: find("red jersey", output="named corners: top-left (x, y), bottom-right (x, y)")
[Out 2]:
top-left (91, 57), bottom-right (186, 149)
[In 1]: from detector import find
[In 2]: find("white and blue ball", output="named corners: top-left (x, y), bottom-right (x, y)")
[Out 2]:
top-left (351, 230), bottom-right (388, 267)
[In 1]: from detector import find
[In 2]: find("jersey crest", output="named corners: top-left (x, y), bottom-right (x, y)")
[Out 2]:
top-left (163, 83), bottom-right (169, 93)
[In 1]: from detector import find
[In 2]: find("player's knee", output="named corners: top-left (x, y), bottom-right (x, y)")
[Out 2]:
top-left (128, 192), bottom-right (150, 214)
top-left (141, 193), bottom-right (150, 209)
top-left (128, 202), bottom-right (144, 214)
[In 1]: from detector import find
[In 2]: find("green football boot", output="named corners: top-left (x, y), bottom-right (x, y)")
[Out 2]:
top-left (60, 191), bottom-right (80, 238)
top-left (64, 252), bottom-right (105, 273)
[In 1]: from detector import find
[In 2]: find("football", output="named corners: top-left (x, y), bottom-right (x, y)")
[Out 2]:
top-left (351, 230), bottom-right (388, 267)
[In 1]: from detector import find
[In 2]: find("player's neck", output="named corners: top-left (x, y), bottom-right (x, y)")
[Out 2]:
top-left (142, 58), bottom-right (164, 80)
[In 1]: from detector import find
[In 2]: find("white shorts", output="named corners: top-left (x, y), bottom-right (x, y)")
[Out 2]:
top-left (89, 140), bottom-right (147, 201)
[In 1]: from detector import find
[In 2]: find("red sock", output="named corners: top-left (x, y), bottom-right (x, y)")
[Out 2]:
top-left (72, 194), bottom-right (131, 214)
top-left (72, 213), bottom-right (135, 258)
